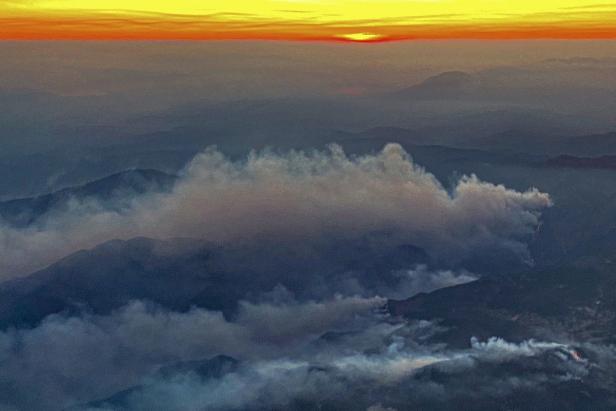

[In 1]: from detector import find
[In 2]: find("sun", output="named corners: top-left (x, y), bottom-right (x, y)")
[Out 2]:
top-left (337, 32), bottom-right (385, 42)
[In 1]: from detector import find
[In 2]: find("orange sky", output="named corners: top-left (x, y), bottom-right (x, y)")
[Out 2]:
top-left (2, 1), bottom-right (616, 41)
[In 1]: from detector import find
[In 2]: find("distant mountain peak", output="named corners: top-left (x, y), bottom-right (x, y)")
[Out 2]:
top-left (394, 71), bottom-right (478, 99)
top-left (0, 169), bottom-right (177, 228)
top-left (421, 70), bottom-right (474, 86)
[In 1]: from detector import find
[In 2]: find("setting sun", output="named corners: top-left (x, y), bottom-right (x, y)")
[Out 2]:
top-left (337, 32), bottom-right (386, 42)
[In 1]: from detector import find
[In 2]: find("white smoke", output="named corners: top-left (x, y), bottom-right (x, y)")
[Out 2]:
top-left (83, 331), bottom-right (591, 411)
top-left (0, 294), bottom-right (602, 411)
top-left (0, 296), bottom-right (385, 410)
top-left (0, 144), bottom-right (551, 278)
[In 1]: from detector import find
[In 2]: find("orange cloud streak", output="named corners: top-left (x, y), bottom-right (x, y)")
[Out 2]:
top-left (2, 8), bottom-right (616, 41)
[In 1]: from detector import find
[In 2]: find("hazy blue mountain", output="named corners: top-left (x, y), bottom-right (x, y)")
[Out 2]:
top-left (393, 71), bottom-right (478, 100)
top-left (0, 169), bottom-right (176, 227)
top-left (0, 236), bottom-right (429, 330)
top-left (552, 131), bottom-right (616, 156)
top-left (0, 237), bottom-right (223, 329)
top-left (388, 263), bottom-right (616, 347)
top-left (545, 154), bottom-right (616, 170)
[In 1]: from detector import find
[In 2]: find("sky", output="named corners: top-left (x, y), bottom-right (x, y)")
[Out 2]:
top-left (2, 0), bottom-right (616, 40)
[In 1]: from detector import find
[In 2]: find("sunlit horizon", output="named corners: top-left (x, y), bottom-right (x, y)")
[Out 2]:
top-left (2, 0), bottom-right (616, 40)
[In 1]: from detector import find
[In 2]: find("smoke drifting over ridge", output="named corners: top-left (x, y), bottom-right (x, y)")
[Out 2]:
top-left (0, 143), bottom-right (610, 411)
top-left (0, 295), bottom-right (602, 411)
top-left (0, 297), bottom-right (386, 409)
top-left (0, 143), bottom-right (551, 278)
top-left (83, 336), bottom-right (591, 411)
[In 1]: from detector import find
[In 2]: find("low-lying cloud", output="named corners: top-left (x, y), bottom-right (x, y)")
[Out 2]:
top-left (0, 296), bottom-right (384, 410)
top-left (81, 323), bottom-right (595, 411)
top-left (0, 295), bottom-right (602, 411)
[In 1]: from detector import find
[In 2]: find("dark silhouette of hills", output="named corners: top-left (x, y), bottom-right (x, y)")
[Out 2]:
top-left (551, 132), bottom-right (616, 156)
top-left (0, 169), bottom-right (176, 227)
top-left (0, 236), bottom-right (429, 330)
top-left (388, 264), bottom-right (616, 348)
top-left (546, 154), bottom-right (616, 170)
top-left (0, 237), bottom-right (228, 329)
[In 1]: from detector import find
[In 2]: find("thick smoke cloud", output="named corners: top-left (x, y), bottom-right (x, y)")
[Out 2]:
top-left (0, 143), bottom-right (559, 410)
top-left (0, 296), bottom-right (384, 410)
top-left (79, 323), bottom-right (595, 411)
top-left (0, 143), bottom-right (550, 278)
top-left (0, 295), bottom-right (602, 411)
